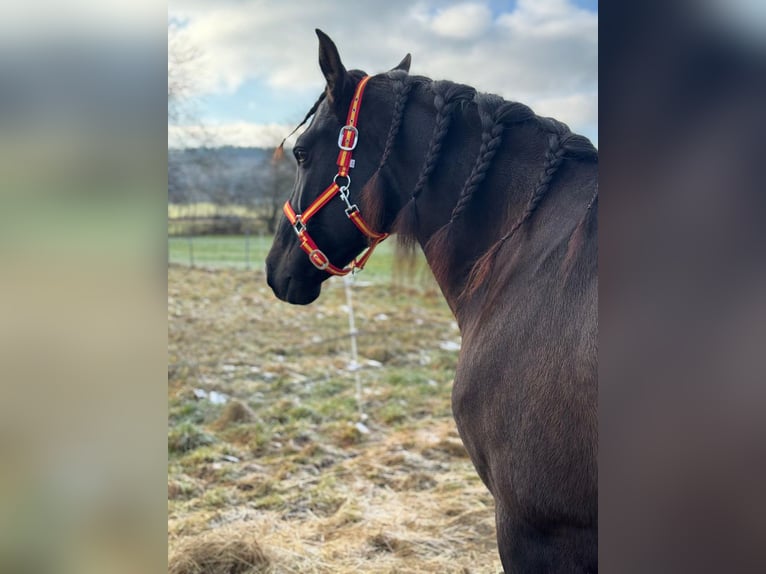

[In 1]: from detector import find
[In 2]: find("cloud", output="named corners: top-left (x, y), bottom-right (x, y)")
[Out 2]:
top-left (169, 0), bottom-right (597, 144)
top-left (169, 122), bottom-right (300, 149)
top-left (498, 0), bottom-right (597, 38)
top-left (430, 3), bottom-right (492, 39)
top-left (530, 91), bottom-right (598, 132)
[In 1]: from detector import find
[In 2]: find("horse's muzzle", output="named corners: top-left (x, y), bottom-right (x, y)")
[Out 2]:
top-left (266, 269), bottom-right (321, 305)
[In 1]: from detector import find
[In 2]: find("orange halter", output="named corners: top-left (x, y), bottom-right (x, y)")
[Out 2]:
top-left (283, 75), bottom-right (389, 276)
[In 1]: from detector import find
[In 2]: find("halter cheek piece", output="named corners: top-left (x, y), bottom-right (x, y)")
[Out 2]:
top-left (283, 75), bottom-right (389, 276)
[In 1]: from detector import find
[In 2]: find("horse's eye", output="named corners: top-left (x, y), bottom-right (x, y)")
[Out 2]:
top-left (293, 147), bottom-right (308, 164)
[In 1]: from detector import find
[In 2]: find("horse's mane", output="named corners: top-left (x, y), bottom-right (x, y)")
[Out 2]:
top-left (280, 70), bottom-right (598, 297)
top-left (367, 72), bottom-right (598, 296)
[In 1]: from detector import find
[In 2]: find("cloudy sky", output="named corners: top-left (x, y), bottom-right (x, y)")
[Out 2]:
top-left (168, 0), bottom-right (598, 148)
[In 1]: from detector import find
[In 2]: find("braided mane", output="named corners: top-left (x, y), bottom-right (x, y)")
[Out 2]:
top-left (278, 70), bottom-right (597, 297)
top-left (357, 71), bottom-right (598, 293)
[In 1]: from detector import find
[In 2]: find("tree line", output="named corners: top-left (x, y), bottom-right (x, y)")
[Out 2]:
top-left (169, 146), bottom-right (296, 234)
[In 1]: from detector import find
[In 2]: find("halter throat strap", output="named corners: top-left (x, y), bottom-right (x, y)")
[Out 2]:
top-left (283, 75), bottom-right (389, 276)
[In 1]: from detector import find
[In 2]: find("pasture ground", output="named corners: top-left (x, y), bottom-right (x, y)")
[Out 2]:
top-left (168, 251), bottom-right (502, 573)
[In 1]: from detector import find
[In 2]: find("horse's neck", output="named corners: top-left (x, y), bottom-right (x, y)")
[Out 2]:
top-left (391, 97), bottom-right (551, 316)
top-left (389, 91), bottom-right (597, 326)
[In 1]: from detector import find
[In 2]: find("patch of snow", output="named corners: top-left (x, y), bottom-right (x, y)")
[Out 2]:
top-left (347, 361), bottom-right (361, 372)
top-left (439, 340), bottom-right (461, 352)
top-left (355, 422), bottom-right (370, 434)
top-left (208, 391), bottom-right (228, 405)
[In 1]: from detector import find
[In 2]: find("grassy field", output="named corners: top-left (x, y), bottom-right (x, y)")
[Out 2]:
top-left (168, 252), bottom-right (502, 572)
top-left (168, 235), bottom-right (437, 287)
top-left (168, 235), bottom-right (272, 270)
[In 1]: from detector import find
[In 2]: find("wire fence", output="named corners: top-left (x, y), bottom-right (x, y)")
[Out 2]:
top-left (168, 229), bottom-right (271, 271)
top-left (168, 217), bottom-right (436, 288)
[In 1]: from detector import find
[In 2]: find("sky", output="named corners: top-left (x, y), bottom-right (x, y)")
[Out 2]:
top-left (168, 0), bottom-right (598, 148)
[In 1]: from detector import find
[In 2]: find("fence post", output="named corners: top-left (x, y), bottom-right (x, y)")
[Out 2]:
top-left (245, 227), bottom-right (251, 270)
top-left (187, 235), bottom-right (195, 268)
top-left (344, 275), bottom-right (364, 419)
top-left (260, 229), bottom-right (266, 273)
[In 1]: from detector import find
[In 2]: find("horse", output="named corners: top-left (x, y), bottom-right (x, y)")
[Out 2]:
top-left (266, 30), bottom-right (598, 573)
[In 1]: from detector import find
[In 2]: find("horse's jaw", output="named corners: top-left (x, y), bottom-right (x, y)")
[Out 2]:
top-left (266, 273), bottom-right (322, 305)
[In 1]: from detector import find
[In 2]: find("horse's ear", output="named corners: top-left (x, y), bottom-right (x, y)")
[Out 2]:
top-left (391, 53), bottom-right (411, 73)
top-left (316, 29), bottom-right (348, 104)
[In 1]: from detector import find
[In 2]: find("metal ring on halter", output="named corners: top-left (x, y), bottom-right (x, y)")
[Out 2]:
top-left (333, 173), bottom-right (351, 190)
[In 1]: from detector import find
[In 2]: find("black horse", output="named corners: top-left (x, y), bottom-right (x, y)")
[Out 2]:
top-left (266, 30), bottom-right (597, 573)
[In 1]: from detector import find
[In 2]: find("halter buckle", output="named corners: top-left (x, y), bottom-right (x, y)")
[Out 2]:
top-left (338, 125), bottom-right (359, 151)
top-left (308, 249), bottom-right (330, 270)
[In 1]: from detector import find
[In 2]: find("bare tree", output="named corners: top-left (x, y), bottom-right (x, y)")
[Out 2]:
top-left (254, 153), bottom-right (296, 233)
top-left (168, 26), bottom-right (223, 210)
top-left (168, 28), bottom-right (201, 126)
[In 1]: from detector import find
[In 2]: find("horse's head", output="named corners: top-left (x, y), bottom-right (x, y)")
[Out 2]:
top-left (266, 30), bottom-right (411, 304)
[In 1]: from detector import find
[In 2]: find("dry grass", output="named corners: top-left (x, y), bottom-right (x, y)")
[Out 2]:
top-left (169, 528), bottom-right (270, 574)
top-left (168, 266), bottom-right (501, 573)
top-left (214, 400), bottom-right (257, 429)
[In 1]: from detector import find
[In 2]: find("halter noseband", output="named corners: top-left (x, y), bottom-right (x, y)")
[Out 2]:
top-left (283, 75), bottom-right (389, 276)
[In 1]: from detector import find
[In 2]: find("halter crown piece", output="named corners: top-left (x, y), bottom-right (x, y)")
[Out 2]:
top-left (283, 76), bottom-right (389, 276)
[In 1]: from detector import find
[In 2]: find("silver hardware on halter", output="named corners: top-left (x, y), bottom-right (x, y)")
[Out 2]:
top-left (338, 125), bottom-right (359, 151)
top-left (292, 217), bottom-right (306, 236)
top-left (349, 159), bottom-right (356, 169)
top-left (333, 173), bottom-right (351, 189)
top-left (308, 249), bottom-right (329, 270)
top-left (338, 186), bottom-right (359, 216)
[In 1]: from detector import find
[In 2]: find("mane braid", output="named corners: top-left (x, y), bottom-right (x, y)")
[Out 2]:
top-left (449, 95), bottom-right (508, 224)
top-left (463, 124), bottom-right (597, 299)
top-left (411, 82), bottom-right (476, 200)
top-left (426, 95), bottom-right (510, 282)
top-left (358, 72), bottom-right (415, 233)
top-left (376, 71), bottom-right (415, 171)
top-left (393, 81), bottom-right (476, 246)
